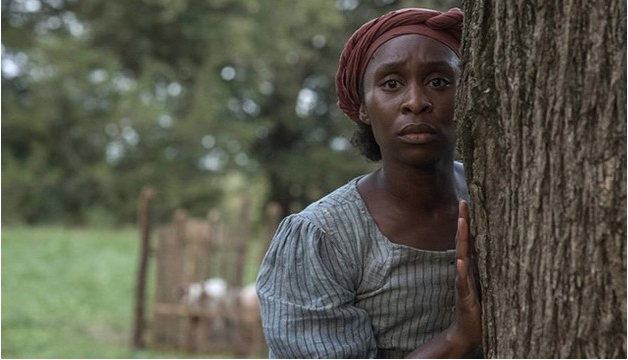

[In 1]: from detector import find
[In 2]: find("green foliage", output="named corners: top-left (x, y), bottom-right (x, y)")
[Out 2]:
top-left (2, 0), bottom-right (459, 225)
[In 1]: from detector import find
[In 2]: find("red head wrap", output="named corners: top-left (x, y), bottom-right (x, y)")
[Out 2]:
top-left (335, 8), bottom-right (463, 123)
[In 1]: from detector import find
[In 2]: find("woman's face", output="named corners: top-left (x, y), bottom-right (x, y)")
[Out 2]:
top-left (359, 34), bottom-right (460, 168)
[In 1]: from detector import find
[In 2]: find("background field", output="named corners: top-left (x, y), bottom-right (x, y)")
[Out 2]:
top-left (1, 226), bottom-right (261, 358)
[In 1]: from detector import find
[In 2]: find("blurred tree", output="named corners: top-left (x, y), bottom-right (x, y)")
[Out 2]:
top-left (2, 0), bottom-right (231, 224)
top-left (1, 0), bottom-right (459, 225)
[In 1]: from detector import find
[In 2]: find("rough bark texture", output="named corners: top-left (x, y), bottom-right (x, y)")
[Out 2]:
top-left (456, 0), bottom-right (626, 358)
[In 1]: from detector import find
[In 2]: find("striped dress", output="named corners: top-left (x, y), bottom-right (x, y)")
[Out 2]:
top-left (256, 164), bottom-right (469, 358)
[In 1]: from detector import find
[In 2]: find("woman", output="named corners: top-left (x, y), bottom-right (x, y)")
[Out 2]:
top-left (256, 7), bottom-right (482, 358)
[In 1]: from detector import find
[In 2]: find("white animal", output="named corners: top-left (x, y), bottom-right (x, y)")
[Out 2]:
top-left (179, 278), bottom-right (260, 324)
top-left (179, 277), bottom-right (228, 309)
top-left (203, 278), bottom-right (228, 299)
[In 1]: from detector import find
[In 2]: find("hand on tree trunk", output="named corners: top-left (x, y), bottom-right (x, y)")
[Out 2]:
top-left (404, 201), bottom-right (483, 359)
top-left (448, 200), bottom-right (482, 353)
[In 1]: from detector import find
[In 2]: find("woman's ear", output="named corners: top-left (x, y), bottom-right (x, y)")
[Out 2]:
top-left (358, 104), bottom-right (370, 125)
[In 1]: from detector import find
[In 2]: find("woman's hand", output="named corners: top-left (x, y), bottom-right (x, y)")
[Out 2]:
top-left (404, 200), bottom-right (483, 359)
top-left (447, 200), bottom-right (482, 352)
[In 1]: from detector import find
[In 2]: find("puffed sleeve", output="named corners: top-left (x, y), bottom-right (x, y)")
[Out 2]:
top-left (256, 214), bottom-right (378, 359)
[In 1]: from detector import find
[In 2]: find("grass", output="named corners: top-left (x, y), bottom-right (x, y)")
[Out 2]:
top-left (1, 226), bottom-right (263, 359)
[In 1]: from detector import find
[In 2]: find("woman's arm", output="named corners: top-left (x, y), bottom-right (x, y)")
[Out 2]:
top-left (257, 215), bottom-right (379, 358)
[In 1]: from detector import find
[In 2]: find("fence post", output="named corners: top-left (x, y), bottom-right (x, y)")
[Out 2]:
top-left (258, 202), bottom-right (282, 264)
top-left (132, 186), bottom-right (154, 349)
top-left (233, 197), bottom-right (251, 287)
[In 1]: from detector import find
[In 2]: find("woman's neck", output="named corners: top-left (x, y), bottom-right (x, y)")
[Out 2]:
top-left (375, 160), bottom-right (459, 213)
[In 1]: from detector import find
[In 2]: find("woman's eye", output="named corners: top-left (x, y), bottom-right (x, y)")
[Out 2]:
top-left (383, 79), bottom-right (400, 89)
top-left (430, 78), bottom-right (451, 88)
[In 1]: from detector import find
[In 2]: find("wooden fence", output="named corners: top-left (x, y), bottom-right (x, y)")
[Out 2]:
top-left (132, 188), bottom-right (282, 357)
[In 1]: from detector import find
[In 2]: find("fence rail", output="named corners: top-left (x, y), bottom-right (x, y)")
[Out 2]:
top-left (133, 190), bottom-right (281, 357)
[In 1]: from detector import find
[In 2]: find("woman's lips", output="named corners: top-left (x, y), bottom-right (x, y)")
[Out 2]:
top-left (398, 123), bottom-right (437, 144)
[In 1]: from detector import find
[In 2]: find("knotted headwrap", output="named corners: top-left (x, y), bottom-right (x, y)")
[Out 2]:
top-left (335, 8), bottom-right (463, 123)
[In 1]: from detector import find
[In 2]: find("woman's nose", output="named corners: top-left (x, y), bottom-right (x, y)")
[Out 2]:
top-left (401, 84), bottom-right (432, 115)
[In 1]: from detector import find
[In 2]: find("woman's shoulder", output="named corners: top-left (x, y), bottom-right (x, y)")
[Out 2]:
top-left (269, 176), bottom-right (373, 253)
top-left (260, 177), bottom-right (369, 278)
top-left (296, 176), bottom-right (368, 231)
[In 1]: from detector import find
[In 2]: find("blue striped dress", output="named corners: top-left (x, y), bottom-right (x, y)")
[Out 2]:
top-left (256, 164), bottom-right (468, 358)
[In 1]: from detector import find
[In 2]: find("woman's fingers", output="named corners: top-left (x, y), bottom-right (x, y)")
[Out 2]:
top-left (456, 216), bottom-right (471, 300)
top-left (458, 200), bottom-right (470, 226)
top-left (456, 200), bottom-right (470, 269)
top-left (459, 200), bottom-right (481, 302)
top-left (456, 200), bottom-right (477, 303)
top-left (453, 200), bottom-right (483, 349)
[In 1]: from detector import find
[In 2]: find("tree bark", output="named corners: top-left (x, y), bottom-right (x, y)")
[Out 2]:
top-left (457, 0), bottom-right (626, 358)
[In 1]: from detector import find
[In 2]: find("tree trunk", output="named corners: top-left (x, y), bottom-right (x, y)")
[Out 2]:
top-left (457, 0), bottom-right (626, 358)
